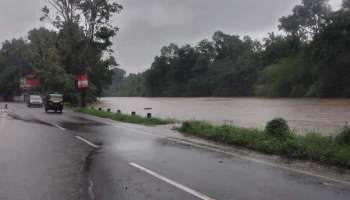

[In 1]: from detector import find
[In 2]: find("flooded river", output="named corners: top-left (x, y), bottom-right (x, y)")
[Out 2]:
top-left (96, 97), bottom-right (350, 135)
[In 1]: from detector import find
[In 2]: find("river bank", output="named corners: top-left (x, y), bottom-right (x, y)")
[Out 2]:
top-left (73, 107), bottom-right (350, 169)
top-left (95, 97), bottom-right (350, 135)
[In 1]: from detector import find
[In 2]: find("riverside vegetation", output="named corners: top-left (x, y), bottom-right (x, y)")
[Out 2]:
top-left (0, 0), bottom-right (123, 102)
top-left (74, 107), bottom-right (350, 169)
top-left (180, 120), bottom-right (350, 169)
top-left (107, 0), bottom-right (350, 98)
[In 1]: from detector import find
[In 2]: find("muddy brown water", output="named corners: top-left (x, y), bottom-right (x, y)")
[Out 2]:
top-left (95, 97), bottom-right (350, 135)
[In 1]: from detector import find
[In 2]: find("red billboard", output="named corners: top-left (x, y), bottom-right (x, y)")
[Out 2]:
top-left (77, 74), bottom-right (89, 89)
top-left (20, 74), bottom-right (40, 89)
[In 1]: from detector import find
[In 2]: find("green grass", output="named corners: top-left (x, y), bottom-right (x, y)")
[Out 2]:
top-left (73, 107), bottom-right (173, 126)
top-left (179, 121), bottom-right (350, 169)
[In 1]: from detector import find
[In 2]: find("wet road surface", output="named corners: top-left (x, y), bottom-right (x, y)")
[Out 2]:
top-left (1, 103), bottom-right (350, 200)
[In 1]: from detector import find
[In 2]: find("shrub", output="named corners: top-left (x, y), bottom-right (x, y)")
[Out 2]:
top-left (179, 120), bottom-right (350, 169)
top-left (337, 125), bottom-right (350, 145)
top-left (265, 118), bottom-right (291, 138)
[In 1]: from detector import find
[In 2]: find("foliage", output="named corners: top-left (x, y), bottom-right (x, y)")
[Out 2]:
top-left (109, 0), bottom-right (350, 99)
top-left (135, 32), bottom-right (262, 97)
top-left (337, 125), bottom-right (350, 145)
top-left (278, 0), bottom-right (332, 40)
top-left (103, 68), bottom-right (126, 96)
top-left (0, 1), bottom-right (122, 102)
top-left (343, 0), bottom-right (350, 9)
top-left (0, 39), bottom-right (33, 97)
top-left (311, 10), bottom-right (350, 97)
top-left (179, 121), bottom-right (350, 168)
top-left (2, 0), bottom-right (350, 100)
top-left (265, 118), bottom-right (291, 138)
top-left (117, 73), bottom-right (146, 96)
top-left (255, 54), bottom-right (314, 97)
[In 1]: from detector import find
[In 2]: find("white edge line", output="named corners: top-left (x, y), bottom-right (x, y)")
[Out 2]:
top-left (53, 123), bottom-right (67, 131)
top-left (114, 124), bottom-right (350, 186)
top-left (129, 162), bottom-right (215, 200)
top-left (75, 136), bottom-right (100, 149)
top-left (46, 120), bottom-right (99, 149)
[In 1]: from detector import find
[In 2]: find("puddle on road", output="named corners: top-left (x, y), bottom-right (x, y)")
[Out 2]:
top-left (7, 113), bottom-right (54, 128)
top-left (59, 121), bottom-right (106, 132)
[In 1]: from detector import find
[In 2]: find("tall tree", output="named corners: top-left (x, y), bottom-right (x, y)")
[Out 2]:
top-left (343, 0), bottom-right (350, 9)
top-left (41, 0), bottom-right (123, 99)
top-left (279, 0), bottom-right (332, 40)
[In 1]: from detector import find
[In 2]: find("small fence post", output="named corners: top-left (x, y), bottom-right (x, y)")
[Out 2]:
top-left (147, 113), bottom-right (152, 119)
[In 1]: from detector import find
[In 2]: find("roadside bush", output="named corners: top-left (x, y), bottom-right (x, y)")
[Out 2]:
top-left (181, 121), bottom-right (194, 132)
top-left (179, 120), bottom-right (350, 169)
top-left (265, 118), bottom-right (291, 138)
top-left (337, 125), bottom-right (350, 145)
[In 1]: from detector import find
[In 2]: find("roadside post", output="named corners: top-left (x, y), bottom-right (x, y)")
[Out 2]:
top-left (147, 113), bottom-right (152, 119)
top-left (77, 73), bottom-right (89, 108)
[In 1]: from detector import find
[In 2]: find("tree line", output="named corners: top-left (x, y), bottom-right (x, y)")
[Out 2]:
top-left (108, 0), bottom-right (350, 98)
top-left (0, 0), bottom-right (122, 103)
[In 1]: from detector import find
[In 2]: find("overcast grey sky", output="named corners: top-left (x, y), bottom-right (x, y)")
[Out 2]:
top-left (0, 0), bottom-right (343, 73)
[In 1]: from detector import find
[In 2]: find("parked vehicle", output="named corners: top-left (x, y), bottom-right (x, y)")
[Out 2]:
top-left (44, 93), bottom-right (64, 113)
top-left (27, 95), bottom-right (43, 108)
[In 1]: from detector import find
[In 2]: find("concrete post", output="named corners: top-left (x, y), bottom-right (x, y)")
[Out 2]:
top-left (147, 113), bottom-right (152, 119)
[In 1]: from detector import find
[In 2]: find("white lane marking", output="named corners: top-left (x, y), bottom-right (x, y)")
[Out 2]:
top-left (129, 162), bottom-right (215, 200)
top-left (75, 136), bottom-right (100, 149)
top-left (0, 113), bottom-right (6, 131)
top-left (114, 124), bottom-right (350, 186)
top-left (88, 178), bottom-right (96, 200)
top-left (52, 123), bottom-right (67, 131)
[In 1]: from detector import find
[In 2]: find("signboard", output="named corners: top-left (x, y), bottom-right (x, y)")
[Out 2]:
top-left (20, 78), bottom-right (26, 89)
top-left (20, 74), bottom-right (40, 89)
top-left (77, 74), bottom-right (89, 89)
top-left (26, 78), bottom-right (40, 88)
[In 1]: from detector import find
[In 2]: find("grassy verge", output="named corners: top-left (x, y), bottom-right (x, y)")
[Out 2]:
top-left (179, 121), bottom-right (350, 169)
top-left (72, 107), bottom-right (173, 126)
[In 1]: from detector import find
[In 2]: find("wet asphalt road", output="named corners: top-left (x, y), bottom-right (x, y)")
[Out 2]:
top-left (1, 103), bottom-right (350, 200)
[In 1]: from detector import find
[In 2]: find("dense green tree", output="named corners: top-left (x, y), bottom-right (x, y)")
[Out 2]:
top-left (279, 0), bottom-right (332, 40)
top-left (140, 32), bottom-right (262, 97)
top-left (0, 39), bottom-right (33, 98)
top-left (343, 0), bottom-right (350, 9)
top-left (41, 0), bottom-right (122, 98)
top-left (104, 68), bottom-right (126, 96)
top-left (311, 10), bottom-right (350, 97)
top-left (256, 54), bottom-right (313, 97)
top-left (117, 73), bottom-right (146, 96)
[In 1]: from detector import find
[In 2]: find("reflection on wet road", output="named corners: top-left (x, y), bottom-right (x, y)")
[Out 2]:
top-left (1, 103), bottom-right (350, 200)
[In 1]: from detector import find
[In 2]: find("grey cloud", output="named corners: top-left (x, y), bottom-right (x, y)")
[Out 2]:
top-left (0, 0), bottom-right (344, 73)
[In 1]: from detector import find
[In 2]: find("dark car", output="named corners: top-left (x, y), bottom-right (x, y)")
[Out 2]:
top-left (44, 93), bottom-right (64, 113)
